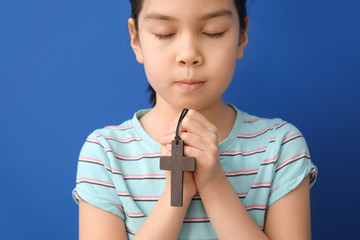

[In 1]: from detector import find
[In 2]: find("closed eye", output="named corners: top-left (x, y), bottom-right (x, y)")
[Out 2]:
top-left (204, 32), bottom-right (225, 39)
top-left (155, 32), bottom-right (225, 40)
top-left (155, 33), bottom-right (175, 40)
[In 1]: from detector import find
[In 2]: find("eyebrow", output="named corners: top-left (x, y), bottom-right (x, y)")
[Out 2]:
top-left (144, 8), bottom-right (233, 22)
top-left (200, 8), bottom-right (233, 20)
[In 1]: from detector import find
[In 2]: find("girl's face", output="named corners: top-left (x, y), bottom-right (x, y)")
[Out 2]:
top-left (129, 0), bottom-right (248, 111)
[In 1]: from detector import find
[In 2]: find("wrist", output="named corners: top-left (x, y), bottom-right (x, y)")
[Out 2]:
top-left (161, 185), bottom-right (193, 208)
top-left (198, 173), bottom-right (228, 196)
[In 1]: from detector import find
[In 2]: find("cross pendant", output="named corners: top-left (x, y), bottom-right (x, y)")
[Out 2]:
top-left (160, 140), bottom-right (196, 207)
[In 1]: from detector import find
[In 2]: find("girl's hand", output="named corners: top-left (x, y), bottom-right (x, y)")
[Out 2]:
top-left (160, 142), bottom-right (197, 202)
top-left (159, 110), bottom-right (226, 194)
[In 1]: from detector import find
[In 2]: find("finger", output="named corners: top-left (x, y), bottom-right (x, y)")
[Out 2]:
top-left (167, 109), bottom-right (214, 134)
top-left (177, 132), bottom-right (217, 153)
top-left (167, 110), bottom-right (218, 136)
top-left (160, 144), bottom-right (171, 156)
top-left (184, 109), bottom-right (218, 134)
top-left (161, 127), bottom-right (215, 152)
top-left (165, 118), bottom-right (218, 146)
top-left (166, 109), bottom-right (188, 131)
top-left (182, 145), bottom-right (219, 171)
top-left (162, 132), bottom-right (219, 162)
top-left (159, 132), bottom-right (176, 145)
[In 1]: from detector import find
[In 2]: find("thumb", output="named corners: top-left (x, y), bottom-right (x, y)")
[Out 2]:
top-left (160, 144), bottom-right (170, 156)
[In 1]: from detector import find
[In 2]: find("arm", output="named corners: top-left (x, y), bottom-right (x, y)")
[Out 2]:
top-left (160, 110), bottom-right (312, 239)
top-left (264, 175), bottom-right (311, 239)
top-left (132, 143), bottom-right (196, 240)
top-left (198, 176), bottom-right (270, 240)
top-left (200, 175), bottom-right (311, 240)
top-left (160, 110), bottom-right (267, 239)
top-left (132, 186), bottom-right (191, 240)
top-left (79, 184), bottom-right (193, 240)
top-left (79, 200), bottom-right (128, 240)
top-left (79, 144), bottom-right (195, 240)
top-left (79, 176), bottom-right (311, 240)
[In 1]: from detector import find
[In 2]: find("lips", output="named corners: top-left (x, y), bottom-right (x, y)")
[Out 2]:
top-left (175, 80), bottom-right (205, 91)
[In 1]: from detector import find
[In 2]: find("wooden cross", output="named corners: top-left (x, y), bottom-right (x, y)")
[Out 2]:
top-left (160, 140), bottom-right (196, 207)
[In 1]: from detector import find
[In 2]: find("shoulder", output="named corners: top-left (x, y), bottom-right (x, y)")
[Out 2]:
top-left (85, 109), bottom-right (146, 144)
top-left (79, 111), bottom-right (144, 158)
top-left (236, 109), bottom-right (300, 142)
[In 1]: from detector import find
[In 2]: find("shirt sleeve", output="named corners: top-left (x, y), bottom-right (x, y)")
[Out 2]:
top-left (267, 122), bottom-right (318, 207)
top-left (72, 130), bottom-right (125, 220)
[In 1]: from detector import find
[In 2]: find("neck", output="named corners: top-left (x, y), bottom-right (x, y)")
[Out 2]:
top-left (139, 98), bottom-right (236, 143)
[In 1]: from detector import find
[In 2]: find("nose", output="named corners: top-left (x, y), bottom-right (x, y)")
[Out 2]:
top-left (176, 36), bottom-right (203, 67)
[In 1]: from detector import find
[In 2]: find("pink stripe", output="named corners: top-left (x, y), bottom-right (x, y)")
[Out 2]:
top-left (123, 174), bottom-right (165, 179)
top-left (106, 125), bottom-right (133, 130)
top-left (310, 168), bottom-right (317, 182)
top-left (132, 196), bottom-right (159, 199)
top-left (105, 136), bottom-right (141, 143)
top-left (269, 186), bottom-right (280, 196)
top-left (238, 121), bottom-right (287, 138)
top-left (261, 152), bottom-right (280, 164)
top-left (79, 156), bottom-right (122, 174)
top-left (310, 168), bottom-right (317, 179)
top-left (184, 217), bottom-right (209, 221)
top-left (87, 137), bottom-right (103, 145)
top-left (76, 177), bottom-right (114, 187)
top-left (125, 211), bottom-right (145, 217)
top-left (132, 196), bottom-right (160, 200)
top-left (117, 191), bottom-right (130, 195)
top-left (179, 239), bottom-right (218, 240)
top-left (276, 152), bottom-right (310, 170)
top-left (245, 204), bottom-right (266, 209)
top-left (220, 146), bottom-right (267, 155)
top-left (282, 133), bottom-right (302, 143)
top-left (126, 227), bottom-right (135, 235)
top-left (252, 182), bottom-right (271, 186)
top-left (112, 202), bottom-right (125, 215)
top-left (85, 139), bottom-right (114, 152)
top-left (243, 118), bottom-right (263, 123)
top-left (112, 202), bottom-right (145, 217)
top-left (114, 152), bottom-right (160, 160)
top-left (225, 168), bottom-right (259, 175)
top-left (238, 192), bottom-right (248, 197)
top-left (79, 156), bottom-right (108, 166)
top-left (73, 191), bottom-right (80, 200)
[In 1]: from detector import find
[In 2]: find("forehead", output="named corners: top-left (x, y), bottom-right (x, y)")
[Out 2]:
top-left (139, 0), bottom-right (238, 22)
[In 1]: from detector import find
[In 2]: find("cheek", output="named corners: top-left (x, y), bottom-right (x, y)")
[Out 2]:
top-left (142, 48), bottom-right (165, 80)
top-left (142, 41), bottom-right (172, 72)
top-left (209, 44), bottom-right (238, 76)
top-left (142, 50), bottom-right (170, 93)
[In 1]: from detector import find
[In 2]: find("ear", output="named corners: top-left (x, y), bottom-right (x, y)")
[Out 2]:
top-left (128, 18), bottom-right (144, 64)
top-left (237, 16), bottom-right (249, 60)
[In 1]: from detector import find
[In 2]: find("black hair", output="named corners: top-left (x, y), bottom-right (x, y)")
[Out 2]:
top-left (129, 0), bottom-right (250, 106)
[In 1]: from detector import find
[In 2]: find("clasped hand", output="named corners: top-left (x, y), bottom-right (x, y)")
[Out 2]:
top-left (159, 109), bottom-right (226, 201)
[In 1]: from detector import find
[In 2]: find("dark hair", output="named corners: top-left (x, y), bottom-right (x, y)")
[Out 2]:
top-left (129, 0), bottom-right (249, 106)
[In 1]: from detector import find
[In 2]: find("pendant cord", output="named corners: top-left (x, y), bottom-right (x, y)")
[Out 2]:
top-left (175, 109), bottom-right (189, 144)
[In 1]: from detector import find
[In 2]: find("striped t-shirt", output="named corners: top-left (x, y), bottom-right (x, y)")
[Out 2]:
top-left (72, 106), bottom-right (317, 239)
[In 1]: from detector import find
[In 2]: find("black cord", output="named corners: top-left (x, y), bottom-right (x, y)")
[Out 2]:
top-left (175, 109), bottom-right (189, 144)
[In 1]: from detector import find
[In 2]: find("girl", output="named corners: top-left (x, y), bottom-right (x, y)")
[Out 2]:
top-left (73, 0), bottom-right (317, 239)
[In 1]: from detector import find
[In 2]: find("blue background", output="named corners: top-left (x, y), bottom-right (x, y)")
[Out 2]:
top-left (1, 0), bottom-right (359, 239)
